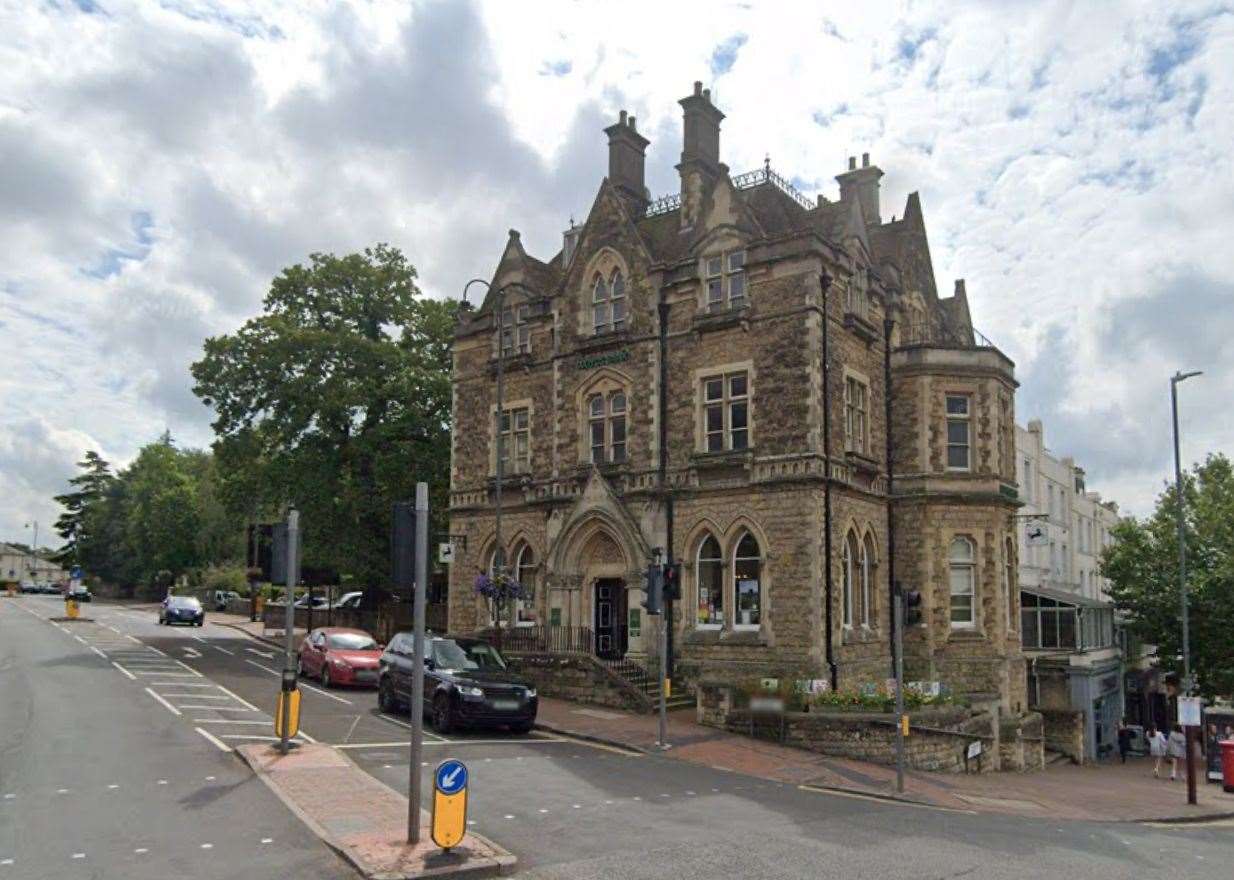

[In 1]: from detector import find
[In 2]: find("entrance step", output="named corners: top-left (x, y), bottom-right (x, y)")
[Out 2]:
top-left (1044, 749), bottom-right (1071, 766)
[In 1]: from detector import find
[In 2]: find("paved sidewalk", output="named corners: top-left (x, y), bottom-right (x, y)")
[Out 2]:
top-left (535, 697), bottom-right (1234, 823)
top-left (237, 742), bottom-right (515, 879)
top-left (211, 610), bottom-right (307, 651)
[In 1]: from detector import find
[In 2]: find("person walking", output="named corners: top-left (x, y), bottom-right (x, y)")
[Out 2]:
top-left (1117, 721), bottom-right (1133, 764)
top-left (1167, 724), bottom-right (1187, 780)
top-left (1148, 726), bottom-right (1168, 777)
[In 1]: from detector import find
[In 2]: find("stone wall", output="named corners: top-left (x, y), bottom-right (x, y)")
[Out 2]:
top-left (503, 651), bottom-right (652, 713)
top-left (1040, 708), bottom-right (1086, 763)
top-left (998, 711), bottom-right (1045, 771)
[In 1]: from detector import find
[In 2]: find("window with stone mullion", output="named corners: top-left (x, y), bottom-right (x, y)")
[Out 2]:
top-left (592, 271), bottom-right (626, 335)
top-left (703, 372), bottom-right (749, 452)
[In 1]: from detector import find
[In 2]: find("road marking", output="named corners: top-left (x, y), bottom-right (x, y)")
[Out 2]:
top-left (423, 737), bottom-right (564, 746)
top-left (297, 729), bottom-right (318, 743)
top-left (90, 647), bottom-right (107, 659)
top-left (136, 671), bottom-right (198, 677)
top-left (2, 794), bottom-right (13, 799)
top-left (149, 682), bottom-right (215, 688)
top-left (260, 838), bottom-right (272, 844)
top-left (72, 635), bottom-right (87, 644)
top-left (145, 688), bottom-right (183, 716)
top-left (181, 647), bottom-right (203, 659)
top-left (71, 853), bottom-right (85, 859)
top-left (504, 814), bottom-right (515, 820)
top-left (213, 646), bottom-right (234, 655)
top-left (194, 728), bottom-right (232, 752)
top-left (189, 634), bottom-right (207, 643)
top-left (220, 735), bottom-right (281, 741)
top-left (112, 662), bottom-right (137, 680)
top-left (177, 705), bottom-right (257, 711)
top-left (539, 808), bottom-right (548, 813)
top-left (57, 789), bottom-right (69, 794)
top-left (172, 659), bottom-right (203, 676)
top-left (200, 843), bottom-right (213, 849)
top-left (244, 659), bottom-right (353, 704)
top-left (107, 784), bottom-right (119, 790)
top-left (193, 718), bottom-right (268, 724)
top-left (163, 694), bottom-right (230, 700)
top-left (126, 634), bottom-right (142, 643)
top-left (245, 647), bottom-right (276, 659)
top-left (0, 858), bottom-right (12, 865)
top-left (334, 741), bottom-right (412, 749)
top-left (214, 685), bottom-right (261, 711)
top-left (157, 780), bottom-right (168, 785)
top-left (134, 848), bottom-right (148, 854)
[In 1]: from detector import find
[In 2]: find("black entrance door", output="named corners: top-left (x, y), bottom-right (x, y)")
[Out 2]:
top-left (593, 579), bottom-right (627, 660)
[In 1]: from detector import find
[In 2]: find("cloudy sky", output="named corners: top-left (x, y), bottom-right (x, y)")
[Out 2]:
top-left (1, 0), bottom-right (1231, 548)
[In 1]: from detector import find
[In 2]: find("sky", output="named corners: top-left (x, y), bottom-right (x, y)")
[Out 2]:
top-left (1, 0), bottom-right (1231, 548)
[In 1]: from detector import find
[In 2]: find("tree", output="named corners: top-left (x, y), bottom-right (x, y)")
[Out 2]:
top-left (191, 244), bottom-right (457, 595)
top-left (1102, 453), bottom-right (1234, 699)
top-left (122, 434), bottom-right (202, 586)
top-left (52, 451), bottom-right (114, 567)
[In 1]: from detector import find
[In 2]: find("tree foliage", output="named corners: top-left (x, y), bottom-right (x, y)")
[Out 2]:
top-left (52, 450), bottom-right (114, 567)
top-left (1102, 453), bottom-right (1234, 698)
top-left (191, 244), bottom-right (456, 594)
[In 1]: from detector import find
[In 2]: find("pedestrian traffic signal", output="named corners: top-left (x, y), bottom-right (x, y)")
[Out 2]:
top-left (271, 522), bottom-right (292, 586)
top-left (392, 502), bottom-right (417, 593)
top-left (903, 588), bottom-right (923, 626)
top-left (642, 563), bottom-right (663, 615)
top-left (662, 562), bottom-right (682, 600)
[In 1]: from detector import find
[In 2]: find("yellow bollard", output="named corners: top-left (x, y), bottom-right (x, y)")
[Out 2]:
top-left (66, 598), bottom-right (79, 619)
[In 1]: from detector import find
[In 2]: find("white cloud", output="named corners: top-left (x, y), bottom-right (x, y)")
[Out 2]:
top-left (0, 0), bottom-right (1231, 543)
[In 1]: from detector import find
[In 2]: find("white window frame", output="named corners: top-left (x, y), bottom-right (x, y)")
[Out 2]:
top-left (498, 406), bottom-right (530, 474)
top-left (861, 534), bottom-right (874, 628)
top-left (702, 371), bottom-right (749, 453)
top-left (841, 534), bottom-right (855, 629)
top-left (949, 536), bottom-right (976, 629)
top-left (695, 534), bottom-right (724, 630)
top-left (844, 376), bottom-right (869, 455)
top-left (588, 391), bottom-right (628, 465)
top-left (945, 395), bottom-right (971, 471)
top-left (592, 270), bottom-right (626, 335)
top-left (500, 303), bottom-right (530, 356)
top-left (514, 543), bottom-right (537, 627)
top-left (732, 531), bottom-right (762, 632)
top-left (704, 250), bottom-right (746, 312)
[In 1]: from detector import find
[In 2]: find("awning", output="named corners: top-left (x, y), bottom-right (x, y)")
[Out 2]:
top-left (1021, 585), bottom-right (1112, 609)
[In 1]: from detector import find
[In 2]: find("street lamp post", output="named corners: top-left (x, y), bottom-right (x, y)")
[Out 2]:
top-left (24, 521), bottom-right (38, 581)
top-left (1170, 368), bottom-right (1201, 806)
top-left (462, 279), bottom-right (534, 625)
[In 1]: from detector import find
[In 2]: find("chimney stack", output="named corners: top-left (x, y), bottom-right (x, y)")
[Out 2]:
top-left (605, 110), bottom-right (650, 212)
top-left (677, 81), bottom-right (725, 181)
top-left (836, 153), bottom-right (884, 225)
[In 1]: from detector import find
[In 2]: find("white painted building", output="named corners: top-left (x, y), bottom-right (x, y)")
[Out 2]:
top-left (0, 543), bottom-right (66, 584)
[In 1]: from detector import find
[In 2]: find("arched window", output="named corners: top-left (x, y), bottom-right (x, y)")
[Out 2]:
top-left (1005, 537), bottom-right (1016, 631)
top-left (861, 534), bottom-right (876, 628)
top-left (733, 531), bottom-right (762, 630)
top-left (592, 270), bottom-right (626, 335)
top-left (696, 534), bottom-right (723, 628)
top-left (949, 537), bottom-right (976, 629)
top-left (588, 391), bottom-right (628, 464)
top-left (515, 543), bottom-right (537, 626)
top-left (841, 532), bottom-right (856, 628)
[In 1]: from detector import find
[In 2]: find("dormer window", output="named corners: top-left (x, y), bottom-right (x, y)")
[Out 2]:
top-left (705, 250), bottom-right (746, 311)
top-left (592, 270), bottom-right (626, 335)
top-left (500, 304), bottom-right (530, 356)
top-left (845, 269), bottom-right (868, 319)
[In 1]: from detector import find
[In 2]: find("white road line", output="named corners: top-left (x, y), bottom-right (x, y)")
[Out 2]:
top-left (193, 719), bottom-right (270, 724)
top-left (244, 659), bottom-right (353, 705)
top-left (245, 647), bottom-right (276, 659)
top-left (72, 635), bottom-right (87, 644)
top-left (189, 634), bottom-right (206, 643)
top-left (136, 671), bottom-right (197, 677)
top-left (162, 694), bottom-right (230, 699)
top-left (297, 729), bottom-right (318, 743)
top-left (176, 705), bottom-right (256, 711)
top-left (220, 734), bottom-right (281, 741)
top-left (149, 682), bottom-right (216, 688)
top-left (334, 741), bottom-right (412, 749)
top-left (213, 646), bottom-right (234, 655)
top-left (90, 647), bottom-right (107, 659)
top-left (145, 688), bottom-right (182, 717)
top-left (112, 662), bottom-right (137, 680)
top-left (172, 659), bottom-right (203, 677)
top-left (377, 713), bottom-right (447, 741)
top-left (260, 838), bottom-right (272, 844)
top-left (147, 646), bottom-right (168, 656)
top-left (134, 848), bottom-right (148, 854)
top-left (423, 737), bottom-right (564, 746)
top-left (126, 634), bottom-right (142, 643)
top-left (214, 684), bottom-right (261, 712)
top-left (194, 727), bottom-right (232, 752)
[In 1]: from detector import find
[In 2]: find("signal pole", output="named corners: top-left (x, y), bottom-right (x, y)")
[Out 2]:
top-left (1170, 369), bottom-right (1201, 805)
top-left (408, 482), bottom-right (429, 843)
top-left (279, 508), bottom-right (299, 755)
top-left (893, 589), bottom-right (906, 793)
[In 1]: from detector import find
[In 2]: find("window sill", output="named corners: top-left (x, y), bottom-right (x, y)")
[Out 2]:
top-left (722, 628), bottom-right (766, 646)
top-left (575, 329), bottom-right (630, 355)
top-left (692, 303), bottom-right (750, 333)
top-left (487, 352), bottom-right (532, 375)
top-left (843, 311), bottom-right (880, 344)
top-left (691, 448), bottom-right (753, 469)
top-left (845, 450), bottom-right (881, 473)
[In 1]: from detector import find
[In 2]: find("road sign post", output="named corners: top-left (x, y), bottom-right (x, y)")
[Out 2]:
top-left (279, 508), bottom-right (300, 755)
top-left (431, 759), bottom-right (468, 850)
top-left (893, 590), bottom-right (906, 793)
top-left (408, 483), bottom-right (429, 844)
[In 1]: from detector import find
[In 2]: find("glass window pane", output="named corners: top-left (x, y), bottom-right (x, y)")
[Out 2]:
top-left (590, 420), bottom-right (605, 447)
top-left (593, 278), bottom-right (607, 302)
top-left (707, 432), bottom-right (724, 452)
top-left (736, 533), bottom-right (760, 559)
top-left (947, 446), bottom-right (969, 469)
top-left (946, 395), bottom-right (969, 415)
top-left (706, 405), bottom-right (723, 432)
top-left (593, 304), bottom-right (608, 330)
top-left (729, 373), bottom-right (747, 397)
top-left (947, 421), bottom-right (969, 444)
top-left (590, 395), bottom-right (604, 417)
top-left (698, 556), bottom-right (724, 626)
top-left (707, 257), bottom-right (722, 277)
top-left (514, 410), bottom-right (528, 429)
top-left (730, 429), bottom-right (748, 450)
top-left (728, 251), bottom-right (745, 271)
top-left (705, 379), bottom-right (723, 402)
top-left (728, 273), bottom-right (745, 300)
top-left (610, 272), bottom-right (624, 298)
top-left (949, 567), bottom-right (972, 596)
top-left (610, 393), bottom-right (626, 414)
top-left (1059, 609), bottom-right (1076, 648)
top-left (611, 442), bottom-right (626, 463)
top-left (950, 596), bottom-right (973, 622)
top-left (611, 417), bottom-right (626, 444)
top-left (707, 279), bottom-right (723, 304)
top-left (950, 538), bottom-right (973, 561)
top-left (500, 412), bottom-right (510, 432)
top-left (730, 402), bottom-right (747, 430)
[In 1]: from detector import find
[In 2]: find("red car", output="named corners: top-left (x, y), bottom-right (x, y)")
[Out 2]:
top-left (297, 627), bottom-right (382, 688)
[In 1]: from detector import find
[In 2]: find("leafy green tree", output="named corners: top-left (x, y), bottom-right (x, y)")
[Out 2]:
top-left (122, 434), bottom-right (202, 586)
top-left (1102, 454), bottom-right (1234, 698)
top-left (53, 451), bottom-right (114, 567)
top-left (191, 244), bottom-right (456, 594)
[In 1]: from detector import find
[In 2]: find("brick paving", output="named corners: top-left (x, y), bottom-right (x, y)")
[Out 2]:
top-left (237, 743), bottom-right (514, 879)
top-left (535, 696), bottom-right (1234, 822)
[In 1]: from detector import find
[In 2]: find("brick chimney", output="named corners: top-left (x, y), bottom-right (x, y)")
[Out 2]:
top-left (835, 152), bottom-right (884, 225)
top-left (676, 81), bottom-right (725, 229)
top-left (605, 110), bottom-right (650, 212)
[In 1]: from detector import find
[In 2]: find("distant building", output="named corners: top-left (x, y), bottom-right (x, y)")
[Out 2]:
top-left (1015, 421), bottom-right (1129, 760)
top-left (0, 543), bottom-right (66, 584)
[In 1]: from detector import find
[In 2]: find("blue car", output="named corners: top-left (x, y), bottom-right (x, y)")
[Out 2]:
top-left (160, 596), bottom-right (204, 626)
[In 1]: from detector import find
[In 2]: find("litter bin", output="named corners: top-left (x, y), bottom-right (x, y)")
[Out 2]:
top-left (1222, 740), bottom-right (1234, 794)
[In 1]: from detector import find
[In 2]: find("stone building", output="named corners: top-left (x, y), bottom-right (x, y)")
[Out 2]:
top-left (448, 83), bottom-right (1027, 713)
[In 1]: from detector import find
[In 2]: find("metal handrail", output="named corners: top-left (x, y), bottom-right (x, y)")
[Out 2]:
top-left (644, 164), bottom-right (817, 217)
top-left (897, 322), bottom-right (1000, 350)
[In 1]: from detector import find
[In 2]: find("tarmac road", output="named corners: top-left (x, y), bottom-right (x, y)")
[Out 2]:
top-left (6, 595), bottom-right (1233, 880)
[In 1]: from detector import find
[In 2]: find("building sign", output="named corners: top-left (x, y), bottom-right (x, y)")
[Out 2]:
top-left (577, 349), bottom-right (630, 370)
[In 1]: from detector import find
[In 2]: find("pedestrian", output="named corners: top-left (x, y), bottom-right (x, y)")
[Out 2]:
top-left (1117, 721), bottom-right (1133, 764)
top-left (1167, 724), bottom-right (1187, 780)
top-left (1148, 726), bottom-right (1168, 777)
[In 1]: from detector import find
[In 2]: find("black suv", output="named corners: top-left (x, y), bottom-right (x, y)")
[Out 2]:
top-left (377, 634), bottom-right (537, 734)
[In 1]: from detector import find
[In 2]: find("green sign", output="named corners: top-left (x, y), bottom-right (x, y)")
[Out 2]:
top-left (578, 349), bottom-right (630, 370)
top-left (549, 607), bottom-right (562, 627)
top-left (628, 608), bottom-right (641, 638)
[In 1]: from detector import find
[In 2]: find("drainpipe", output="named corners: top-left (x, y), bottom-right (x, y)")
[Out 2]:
top-left (658, 293), bottom-right (675, 679)
top-left (821, 272), bottom-right (838, 691)
top-left (884, 313), bottom-right (897, 679)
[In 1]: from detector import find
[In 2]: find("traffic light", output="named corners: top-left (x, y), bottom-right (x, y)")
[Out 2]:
top-left (662, 562), bottom-right (682, 600)
top-left (391, 502), bottom-right (417, 594)
top-left (903, 586), bottom-right (923, 626)
top-left (642, 563), bottom-right (663, 615)
top-left (271, 523), bottom-right (292, 586)
top-left (247, 524), bottom-right (274, 581)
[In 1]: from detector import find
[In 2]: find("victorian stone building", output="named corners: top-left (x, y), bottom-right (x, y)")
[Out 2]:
top-left (448, 82), bottom-right (1027, 713)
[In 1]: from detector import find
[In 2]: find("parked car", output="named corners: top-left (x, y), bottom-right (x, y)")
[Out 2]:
top-left (212, 590), bottom-right (240, 611)
top-left (67, 584), bottom-right (92, 602)
top-left (333, 590), bottom-right (363, 610)
top-left (297, 627), bottom-right (382, 688)
top-left (19, 581), bottom-right (37, 594)
top-left (293, 594), bottom-right (330, 610)
top-left (159, 595), bottom-right (204, 626)
top-left (377, 634), bottom-right (537, 734)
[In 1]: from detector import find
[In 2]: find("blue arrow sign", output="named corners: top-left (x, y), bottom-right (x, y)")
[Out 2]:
top-left (70, 566), bottom-right (83, 579)
top-left (435, 760), bottom-right (468, 795)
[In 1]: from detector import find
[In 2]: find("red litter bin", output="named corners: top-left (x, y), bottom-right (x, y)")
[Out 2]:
top-left (1222, 741), bottom-right (1234, 793)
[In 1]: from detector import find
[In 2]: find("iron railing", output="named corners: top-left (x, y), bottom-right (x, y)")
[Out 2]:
top-left (897, 322), bottom-right (1000, 351)
top-left (644, 163), bottom-right (817, 218)
top-left (479, 624), bottom-right (658, 697)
